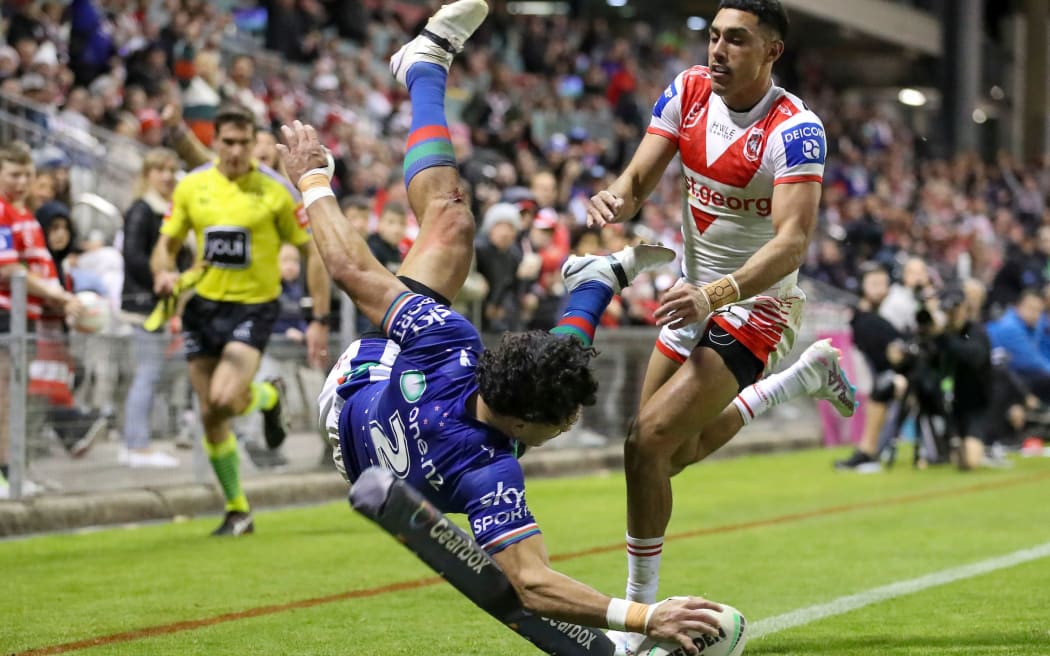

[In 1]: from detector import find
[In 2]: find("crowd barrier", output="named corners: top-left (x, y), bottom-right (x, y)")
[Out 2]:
top-left (2, 274), bottom-right (861, 501)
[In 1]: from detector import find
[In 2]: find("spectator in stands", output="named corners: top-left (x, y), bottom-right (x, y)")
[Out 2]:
top-left (987, 289), bottom-right (1050, 404)
top-left (988, 225), bottom-right (1048, 316)
top-left (182, 49), bottom-right (222, 147)
top-left (32, 146), bottom-right (73, 207)
top-left (837, 263), bottom-right (903, 472)
top-left (355, 201), bottom-right (407, 334)
top-left (222, 55), bottom-right (268, 127)
top-left (264, 0), bottom-right (324, 63)
top-left (519, 207), bottom-right (566, 330)
top-left (119, 147), bottom-right (188, 468)
top-left (880, 257), bottom-right (935, 334)
top-left (475, 202), bottom-right (523, 332)
top-left (0, 143), bottom-right (79, 495)
top-left (340, 195), bottom-right (371, 237)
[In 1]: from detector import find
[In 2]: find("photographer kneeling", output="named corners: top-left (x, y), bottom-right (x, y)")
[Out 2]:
top-left (927, 284), bottom-right (994, 469)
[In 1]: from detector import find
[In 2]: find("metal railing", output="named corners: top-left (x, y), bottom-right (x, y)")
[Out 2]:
top-left (0, 92), bottom-right (144, 214)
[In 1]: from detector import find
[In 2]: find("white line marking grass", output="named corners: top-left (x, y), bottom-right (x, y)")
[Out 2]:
top-left (751, 541), bottom-right (1050, 639)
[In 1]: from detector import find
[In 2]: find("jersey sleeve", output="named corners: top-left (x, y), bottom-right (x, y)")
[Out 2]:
top-left (457, 453), bottom-right (540, 555)
top-left (767, 111), bottom-right (826, 186)
top-left (383, 292), bottom-right (484, 366)
top-left (159, 178), bottom-right (192, 242)
top-left (647, 69), bottom-right (689, 143)
top-left (0, 206), bottom-right (17, 267)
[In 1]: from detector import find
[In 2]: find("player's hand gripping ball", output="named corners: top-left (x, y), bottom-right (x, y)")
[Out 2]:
top-left (635, 603), bottom-right (747, 656)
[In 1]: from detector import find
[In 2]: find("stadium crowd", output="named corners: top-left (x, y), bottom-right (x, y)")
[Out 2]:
top-left (1, 0), bottom-right (1049, 485)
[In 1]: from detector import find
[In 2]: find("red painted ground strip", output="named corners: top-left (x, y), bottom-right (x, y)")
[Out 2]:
top-left (17, 470), bottom-right (1049, 655)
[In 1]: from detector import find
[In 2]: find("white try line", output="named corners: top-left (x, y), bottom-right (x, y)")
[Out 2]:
top-left (751, 540), bottom-right (1050, 639)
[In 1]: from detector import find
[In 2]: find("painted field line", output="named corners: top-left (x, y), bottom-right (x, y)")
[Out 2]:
top-left (751, 540), bottom-right (1050, 639)
top-left (14, 470), bottom-right (1049, 655)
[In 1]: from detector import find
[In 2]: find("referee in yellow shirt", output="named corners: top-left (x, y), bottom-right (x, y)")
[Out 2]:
top-left (150, 104), bottom-right (331, 536)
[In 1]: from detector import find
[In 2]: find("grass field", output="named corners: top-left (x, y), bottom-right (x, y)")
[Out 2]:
top-left (3, 447), bottom-right (1049, 655)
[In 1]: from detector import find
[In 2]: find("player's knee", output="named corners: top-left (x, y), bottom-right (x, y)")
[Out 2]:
top-left (426, 201), bottom-right (475, 243)
top-left (626, 409), bottom-right (678, 460)
top-left (206, 390), bottom-right (240, 418)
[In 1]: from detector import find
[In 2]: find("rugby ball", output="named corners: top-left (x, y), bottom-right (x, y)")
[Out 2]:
top-left (72, 291), bottom-right (109, 334)
top-left (634, 603), bottom-right (747, 656)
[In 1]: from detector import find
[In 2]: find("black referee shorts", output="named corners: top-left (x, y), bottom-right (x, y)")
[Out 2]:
top-left (181, 295), bottom-right (280, 360)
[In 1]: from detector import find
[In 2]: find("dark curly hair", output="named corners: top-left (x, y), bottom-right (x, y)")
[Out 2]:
top-left (476, 331), bottom-right (598, 425)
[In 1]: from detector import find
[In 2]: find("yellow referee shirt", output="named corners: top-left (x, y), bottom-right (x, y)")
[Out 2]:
top-left (162, 161), bottom-right (310, 304)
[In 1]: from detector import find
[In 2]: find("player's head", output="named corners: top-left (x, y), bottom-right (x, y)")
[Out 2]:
top-left (709, 0), bottom-right (789, 105)
top-left (476, 331), bottom-right (598, 446)
top-left (213, 103), bottom-right (256, 179)
top-left (0, 141), bottom-right (33, 203)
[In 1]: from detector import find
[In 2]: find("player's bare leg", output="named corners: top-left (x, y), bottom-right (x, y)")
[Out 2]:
top-left (390, 0), bottom-right (489, 302)
top-left (188, 342), bottom-right (264, 534)
top-left (621, 338), bottom-right (858, 608)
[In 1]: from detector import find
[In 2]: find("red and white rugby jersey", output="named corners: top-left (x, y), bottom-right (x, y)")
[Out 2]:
top-left (648, 65), bottom-right (825, 293)
top-left (0, 196), bottom-right (59, 319)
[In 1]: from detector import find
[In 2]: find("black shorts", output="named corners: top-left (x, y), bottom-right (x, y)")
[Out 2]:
top-left (0, 311), bottom-right (8, 334)
top-left (181, 295), bottom-right (280, 360)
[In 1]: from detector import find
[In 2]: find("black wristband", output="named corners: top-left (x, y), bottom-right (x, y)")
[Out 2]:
top-left (309, 313), bottom-right (331, 325)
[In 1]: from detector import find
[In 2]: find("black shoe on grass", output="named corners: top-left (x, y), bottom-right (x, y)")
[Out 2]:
top-left (211, 511), bottom-right (254, 536)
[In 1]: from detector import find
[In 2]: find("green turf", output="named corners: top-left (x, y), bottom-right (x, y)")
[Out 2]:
top-left (3, 448), bottom-right (1049, 655)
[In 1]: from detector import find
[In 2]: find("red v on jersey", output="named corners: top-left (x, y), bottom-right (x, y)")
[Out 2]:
top-left (680, 81), bottom-right (798, 189)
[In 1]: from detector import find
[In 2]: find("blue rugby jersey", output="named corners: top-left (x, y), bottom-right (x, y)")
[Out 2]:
top-left (319, 292), bottom-right (540, 554)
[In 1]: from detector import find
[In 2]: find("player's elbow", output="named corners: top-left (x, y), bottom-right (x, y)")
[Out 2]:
top-left (777, 232), bottom-right (808, 270)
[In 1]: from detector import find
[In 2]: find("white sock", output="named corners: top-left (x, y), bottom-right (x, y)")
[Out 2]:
top-left (732, 363), bottom-right (809, 425)
top-left (625, 533), bottom-right (664, 604)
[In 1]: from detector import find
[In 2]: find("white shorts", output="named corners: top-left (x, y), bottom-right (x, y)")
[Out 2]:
top-left (656, 284), bottom-right (806, 375)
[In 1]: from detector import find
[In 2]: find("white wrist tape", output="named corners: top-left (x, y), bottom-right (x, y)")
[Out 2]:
top-left (606, 598), bottom-right (650, 633)
top-left (302, 185), bottom-right (335, 209)
top-left (725, 273), bottom-right (740, 300)
top-left (606, 598), bottom-right (629, 631)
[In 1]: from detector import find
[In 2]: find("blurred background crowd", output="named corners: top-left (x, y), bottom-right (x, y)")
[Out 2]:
top-left (1, 0), bottom-right (1049, 484)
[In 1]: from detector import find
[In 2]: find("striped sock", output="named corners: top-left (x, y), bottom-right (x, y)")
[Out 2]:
top-left (733, 364), bottom-right (807, 425)
top-left (549, 280), bottom-right (613, 347)
top-left (403, 63), bottom-right (456, 187)
top-left (204, 433), bottom-right (249, 513)
top-left (626, 533), bottom-right (664, 604)
top-left (242, 381), bottom-right (278, 415)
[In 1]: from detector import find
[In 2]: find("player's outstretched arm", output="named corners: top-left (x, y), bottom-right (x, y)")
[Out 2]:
top-left (277, 121), bottom-right (408, 329)
top-left (587, 133), bottom-right (678, 228)
top-left (493, 533), bottom-right (723, 655)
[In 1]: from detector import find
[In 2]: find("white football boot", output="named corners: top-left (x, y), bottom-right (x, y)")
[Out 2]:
top-left (562, 244), bottom-right (676, 294)
top-left (794, 338), bottom-right (858, 417)
top-left (390, 0), bottom-right (490, 85)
